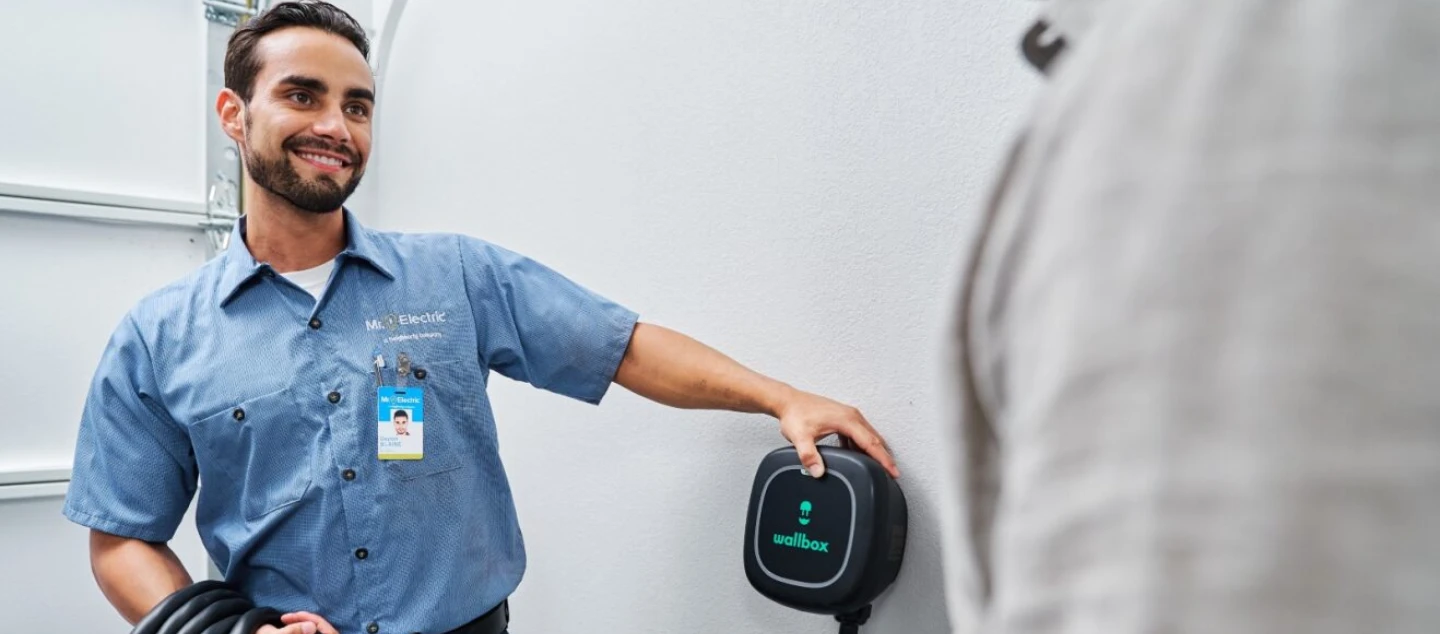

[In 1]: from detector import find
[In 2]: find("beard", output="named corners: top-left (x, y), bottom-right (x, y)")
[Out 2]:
top-left (243, 132), bottom-right (365, 214)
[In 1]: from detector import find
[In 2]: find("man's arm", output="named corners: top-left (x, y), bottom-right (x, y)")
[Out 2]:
top-left (89, 530), bottom-right (192, 624)
top-left (614, 323), bottom-right (900, 479)
top-left (90, 531), bottom-right (331, 634)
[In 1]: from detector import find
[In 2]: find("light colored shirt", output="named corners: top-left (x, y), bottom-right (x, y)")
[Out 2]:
top-left (941, 2), bottom-right (1440, 633)
top-left (65, 210), bottom-right (639, 634)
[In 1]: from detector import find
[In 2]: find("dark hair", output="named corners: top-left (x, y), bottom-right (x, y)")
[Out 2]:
top-left (225, 0), bottom-right (370, 102)
top-left (392, 409), bottom-right (410, 421)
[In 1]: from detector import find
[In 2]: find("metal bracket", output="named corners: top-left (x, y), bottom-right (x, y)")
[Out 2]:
top-left (205, 171), bottom-right (241, 255)
top-left (204, 0), bottom-right (266, 27)
top-left (203, 0), bottom-right (262, 256)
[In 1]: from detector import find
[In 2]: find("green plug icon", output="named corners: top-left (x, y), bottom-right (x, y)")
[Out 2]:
top-left (799, 500), bottom-right (813, 526)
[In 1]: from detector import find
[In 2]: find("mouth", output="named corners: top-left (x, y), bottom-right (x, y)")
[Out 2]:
top-left (292, 149), bottom-right (352, 174)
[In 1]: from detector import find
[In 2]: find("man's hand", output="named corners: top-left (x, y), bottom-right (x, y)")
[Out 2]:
top-left (258, 612), bottom-right (339, 634)
top-left (776, 388), bottom-right (899, 480)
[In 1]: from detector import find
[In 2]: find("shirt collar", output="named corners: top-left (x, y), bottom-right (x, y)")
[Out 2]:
top-left (217, 208), bottom-right (397, 308)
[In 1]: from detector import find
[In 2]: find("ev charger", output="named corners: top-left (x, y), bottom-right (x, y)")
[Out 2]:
top-left (744, 445), bottom-right (907, 633)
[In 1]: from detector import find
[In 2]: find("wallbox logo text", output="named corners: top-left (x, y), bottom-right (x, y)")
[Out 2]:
top-left (772, 532), bottom-right (830, 553)
top-left (366, 311), bottom-right (447, 331)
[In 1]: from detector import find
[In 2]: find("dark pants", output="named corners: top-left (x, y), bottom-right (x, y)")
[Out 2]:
top-left (442, 600), bottom-right (508, 634)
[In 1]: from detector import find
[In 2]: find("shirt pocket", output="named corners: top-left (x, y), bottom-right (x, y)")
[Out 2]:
top-left (191, 387), bottom-right (318, 521)
top-left (382, 358), bottom-right (476, 482)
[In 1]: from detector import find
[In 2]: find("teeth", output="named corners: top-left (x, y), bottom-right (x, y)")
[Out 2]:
top-left (298, 152), bottom-right (343, 167)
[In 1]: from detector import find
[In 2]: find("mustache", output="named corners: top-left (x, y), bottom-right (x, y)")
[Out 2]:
top-left (283, 136), bottom-right (359, 164)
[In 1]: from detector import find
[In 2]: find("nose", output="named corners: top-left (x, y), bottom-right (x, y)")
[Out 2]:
top-left (311, 105), bottom-right (351, 144)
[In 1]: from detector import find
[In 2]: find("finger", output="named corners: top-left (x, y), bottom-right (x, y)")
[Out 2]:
top-left (847, 416), bottom-right (900, 479)
top-left (282, 612), bottom-right (339, 634)
top-left (865, 432), bottom-right (901, 479)
top-left (274, 623), bottom-right (317, 634)
top-left (281, 612), bottom-right (325, 623)
top-left (793, 436), bottom-right (826, 478)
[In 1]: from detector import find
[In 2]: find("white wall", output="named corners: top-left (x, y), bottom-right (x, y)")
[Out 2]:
top-left (0, 1), bottom-right (216, 628)
top-left (0, 0), bottom-right (211, 473)
top-left (0, 0), bottom-right (217, 625)
top-left (374, 0), bottom-right (1039, 631)
top-left (0, 481), bottom-right (208, 632)
top-left (0, 0), bottom-right (205, 202)
top-left (0, 217), bottom-right (212, 472)
top-left (0, 218), bottom-right (213, 632)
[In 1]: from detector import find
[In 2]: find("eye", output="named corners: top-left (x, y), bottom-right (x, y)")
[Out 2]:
top-left (288, 91), bottom-right (313, 105)
top-left (345, 103), bottom-right (370, 118)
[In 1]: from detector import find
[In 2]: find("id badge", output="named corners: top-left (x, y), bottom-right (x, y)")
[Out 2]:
top-left (378, 386), bottom-right (424, 460)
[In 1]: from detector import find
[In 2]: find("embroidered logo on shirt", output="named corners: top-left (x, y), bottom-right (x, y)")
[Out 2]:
top-left (366, 311), bottom-right (447, 332)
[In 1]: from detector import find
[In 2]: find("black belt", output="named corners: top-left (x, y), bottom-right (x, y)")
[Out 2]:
top-left (443, 600), bottom-right (508, 634)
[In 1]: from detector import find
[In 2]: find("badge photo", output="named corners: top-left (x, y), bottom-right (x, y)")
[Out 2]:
top-left (377, 386), bottom-right (425, 460)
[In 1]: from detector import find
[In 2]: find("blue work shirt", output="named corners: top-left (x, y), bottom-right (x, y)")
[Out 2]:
top-left (64, 210), bottom-right (639, 633)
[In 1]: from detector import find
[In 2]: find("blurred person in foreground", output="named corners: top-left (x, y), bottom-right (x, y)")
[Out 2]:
top-left (939, 2), bottom-right (1440, 633)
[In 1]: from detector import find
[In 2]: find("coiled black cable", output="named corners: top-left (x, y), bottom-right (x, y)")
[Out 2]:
top-left (129, 582), bottom-right (285, 634)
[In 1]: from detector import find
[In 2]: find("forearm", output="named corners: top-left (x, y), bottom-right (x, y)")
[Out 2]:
top-left (90, 530), bottom-right (194, 624)
top-left (614, 322), bottom-right (795, 416)
top-left (613, 322), bottom-right (900, 479)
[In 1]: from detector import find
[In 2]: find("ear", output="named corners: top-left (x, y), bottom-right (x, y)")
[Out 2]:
top-left (216, 88), bottom-right (247, 146)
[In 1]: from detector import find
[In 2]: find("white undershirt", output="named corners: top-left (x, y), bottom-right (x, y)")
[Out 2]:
top-left (280, 259), bottom-right (336, 301)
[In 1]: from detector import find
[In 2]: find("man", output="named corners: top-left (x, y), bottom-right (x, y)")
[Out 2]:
top-left (391, 410), bottom-right (410, 436)
top-left (63, 3), bottom-right (898, 634)
top-left (939, 2), bottom-right (1440, 634)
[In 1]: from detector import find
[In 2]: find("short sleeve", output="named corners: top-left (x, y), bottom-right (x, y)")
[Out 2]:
top-left (459, 236), bottom-right (639, 404)
top-left (63, 313), bottom-right (197, 542)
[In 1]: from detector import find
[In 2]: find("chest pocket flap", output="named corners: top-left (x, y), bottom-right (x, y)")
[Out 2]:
top-left (191, 387), bottom-right (317, 521)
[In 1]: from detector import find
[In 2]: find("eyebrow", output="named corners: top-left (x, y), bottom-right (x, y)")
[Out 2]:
top-left (346, 87), bottom-right (376, 103)
top-left (279, 74), bottom-right (326, 92)
top-left (278, 75), bottom-right (375, 103)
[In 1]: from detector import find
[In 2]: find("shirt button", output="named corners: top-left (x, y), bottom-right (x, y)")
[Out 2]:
top-left (327, 391), bottom-right (342, 404)
top-left (232, 408), bottom-right (245, 421)
top-left (342, 469), bottom-right (356, 481)
top-left (355, 548), bottom-right (369, 560)
top-left (308, 317), bottom-right (323, 329)
top-left (414, 368), bottom-right (427, 380)
top-left (366, 623), bottom-right (379, 634)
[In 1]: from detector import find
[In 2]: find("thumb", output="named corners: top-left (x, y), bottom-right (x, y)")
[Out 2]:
top-left (794, 439), bottom-right (826, 479)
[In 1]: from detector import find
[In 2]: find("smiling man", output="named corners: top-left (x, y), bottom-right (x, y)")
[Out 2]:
top-left (62, 3), bottom-right (898, 634)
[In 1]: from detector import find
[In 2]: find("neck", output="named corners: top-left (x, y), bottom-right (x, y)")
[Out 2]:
top-left (241, 178), bottom-right (347, 273)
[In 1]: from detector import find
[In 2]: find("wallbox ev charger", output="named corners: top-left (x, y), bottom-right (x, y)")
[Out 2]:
top-left (744, 446), bottom-right (907, 633)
